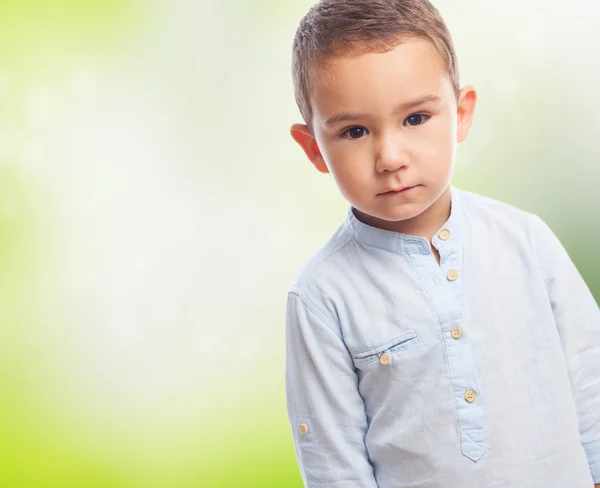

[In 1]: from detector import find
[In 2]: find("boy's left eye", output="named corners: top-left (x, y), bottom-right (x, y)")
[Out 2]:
top-left (404, 114), bottom-right (430, 126)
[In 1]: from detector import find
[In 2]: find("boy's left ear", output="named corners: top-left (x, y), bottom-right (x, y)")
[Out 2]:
top-left (456, 85), bottom-right (477, 143)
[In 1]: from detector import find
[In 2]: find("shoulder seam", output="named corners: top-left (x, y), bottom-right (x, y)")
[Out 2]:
top-left (312, 233), bottom-right (354, 268)
top-left (289, 232), bottom-right (355, 290)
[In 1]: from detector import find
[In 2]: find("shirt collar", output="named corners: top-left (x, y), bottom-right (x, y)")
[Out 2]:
top-left (345, 184), bottom-right (463, 254)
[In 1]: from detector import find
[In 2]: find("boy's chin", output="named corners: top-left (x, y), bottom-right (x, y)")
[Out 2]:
top-left (354, 204), bottom-right (424, 225)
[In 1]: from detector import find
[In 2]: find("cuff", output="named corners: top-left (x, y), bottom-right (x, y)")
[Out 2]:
top-left (583, 439), bottom-right (600, 483)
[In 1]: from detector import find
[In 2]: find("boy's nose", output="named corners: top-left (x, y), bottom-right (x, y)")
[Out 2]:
top-left (375, 134), bottom-right (410, 173)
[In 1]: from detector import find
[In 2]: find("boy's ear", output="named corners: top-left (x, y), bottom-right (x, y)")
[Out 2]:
top-left (456, 86), bottom-right (477, 143)
top-left (290, 123), bottom-right (329, 174)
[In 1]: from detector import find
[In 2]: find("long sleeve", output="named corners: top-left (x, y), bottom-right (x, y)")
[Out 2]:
top-left (285, 290), bottom-right (378, 487)
top-left (531, 214), bottom-right (600, 483)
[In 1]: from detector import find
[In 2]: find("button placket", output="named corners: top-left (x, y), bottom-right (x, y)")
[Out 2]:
top-left (411, 216), bottom-right (487, 462)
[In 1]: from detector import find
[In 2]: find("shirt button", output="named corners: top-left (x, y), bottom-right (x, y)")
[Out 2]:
top-left (438, 229), bottom-right (451, 241)
top-left (450, 326), bottom-right (463, 339)
top-left (299, 424), bottom-right (309, 435)
top-left (379, 352), bottom-right (391, 365)
top-left (447, 269), bottom-right (459, 281)
top-left (464, 390), bottom-right (477, 403)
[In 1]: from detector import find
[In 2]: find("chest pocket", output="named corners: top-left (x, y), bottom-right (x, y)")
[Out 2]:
top-left (351, 330), bottom-right (421, 371)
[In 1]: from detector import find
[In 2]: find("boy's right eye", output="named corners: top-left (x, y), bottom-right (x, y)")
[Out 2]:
top-left (342, 127), bottom-right (368, 139)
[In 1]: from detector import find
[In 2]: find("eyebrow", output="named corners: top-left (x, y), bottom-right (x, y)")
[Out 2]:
top-left (325, 94), bottom-right (441, 126)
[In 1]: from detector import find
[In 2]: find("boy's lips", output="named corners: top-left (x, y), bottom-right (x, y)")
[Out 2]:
top-left (379, 184), bottom-right (421, 195)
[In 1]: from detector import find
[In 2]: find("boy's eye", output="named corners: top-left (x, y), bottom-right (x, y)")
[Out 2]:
top-left (343, 127), bottom-right (368, 139)
top-left (404, 114), bottom-right (430, 126)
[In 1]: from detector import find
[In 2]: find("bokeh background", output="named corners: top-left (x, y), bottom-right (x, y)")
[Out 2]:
top-left (1, 0), bottom-right (599, 486)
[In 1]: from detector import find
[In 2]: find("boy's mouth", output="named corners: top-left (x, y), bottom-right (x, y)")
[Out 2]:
top-left (379, 184), bottom-right (421, 195)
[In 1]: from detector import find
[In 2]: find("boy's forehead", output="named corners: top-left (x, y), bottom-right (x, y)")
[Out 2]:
top-left (310, 39), bottom-right (451, 121)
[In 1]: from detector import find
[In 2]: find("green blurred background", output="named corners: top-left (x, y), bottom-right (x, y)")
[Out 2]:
top-left (0, 0), bottom-right (598, 486)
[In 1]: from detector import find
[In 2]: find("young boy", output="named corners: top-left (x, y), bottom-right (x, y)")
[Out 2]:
top-left (285, 1), bottom-right (600, 487)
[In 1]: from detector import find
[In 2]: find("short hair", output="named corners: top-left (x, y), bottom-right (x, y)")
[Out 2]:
top-left (292, 0), bottom-right (460, 130)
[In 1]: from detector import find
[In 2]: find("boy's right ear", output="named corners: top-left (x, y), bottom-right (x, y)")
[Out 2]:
top-left (290, 124), bottom-right (329, 174)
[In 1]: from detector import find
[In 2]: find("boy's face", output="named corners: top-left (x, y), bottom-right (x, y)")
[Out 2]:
top-left (291, 38), bottom-right (477, 230)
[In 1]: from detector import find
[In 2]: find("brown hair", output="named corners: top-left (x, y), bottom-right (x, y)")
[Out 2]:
top-left (292, 0), bottom-right (460, 130)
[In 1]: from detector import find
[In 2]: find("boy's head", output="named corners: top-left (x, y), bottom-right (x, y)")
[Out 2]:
top-left (290, 0), bottom-right (477, 231)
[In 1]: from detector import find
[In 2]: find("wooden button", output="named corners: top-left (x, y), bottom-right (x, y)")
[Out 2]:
top-left (438, 229), bottom-right (451, 241)
top-left (450, 326), bottom-right (463, 339)
top-left (299, 424), bottom-right (308, 435)
top-left (464, 390), bottom-right (477, 403)
top-left (379, 352), bottom-right (391, 365)
top-left (447, 269), bottom-right (459, 281)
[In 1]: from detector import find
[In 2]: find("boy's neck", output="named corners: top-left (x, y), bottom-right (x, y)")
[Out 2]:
top-left (353, 185), bottom-right (452, 242)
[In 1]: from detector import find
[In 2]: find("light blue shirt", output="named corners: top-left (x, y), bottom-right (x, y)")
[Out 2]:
top-left (285, 185), bottom-right (600, 487)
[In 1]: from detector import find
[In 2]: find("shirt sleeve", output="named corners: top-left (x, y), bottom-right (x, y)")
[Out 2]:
top-left (285, 290), bottom-right (379, 487)
top-left (531, 214), bottom-right (600, 483)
